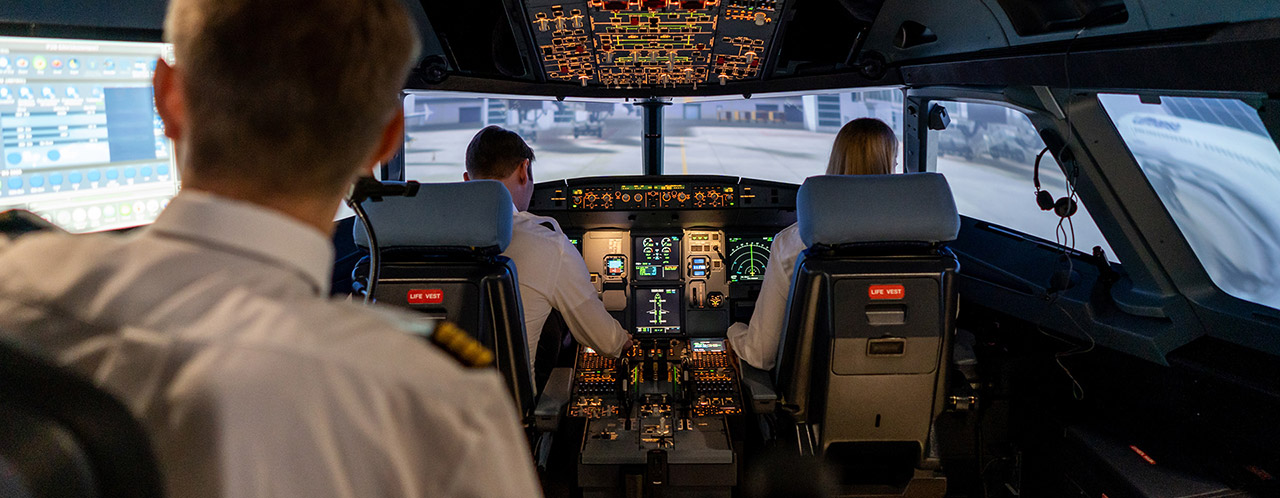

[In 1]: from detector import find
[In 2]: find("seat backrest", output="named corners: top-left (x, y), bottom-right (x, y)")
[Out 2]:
top-left (774, 173), bottom-right (960, 468)
top-left (0, 339), bottom-right (164, 498)
top-left (353, 180), bottom-right (535, 419)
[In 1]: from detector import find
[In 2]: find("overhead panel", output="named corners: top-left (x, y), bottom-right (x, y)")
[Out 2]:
top-left (525, 0), bottom-right (783, 89)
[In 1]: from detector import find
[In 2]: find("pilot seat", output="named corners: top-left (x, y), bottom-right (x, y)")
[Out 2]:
top-left (352, 181), bottom-right (539, 427)
top-left (0, 338), bottom-right (165, 498)
top-left (746, 173), bottom-right (961, 498)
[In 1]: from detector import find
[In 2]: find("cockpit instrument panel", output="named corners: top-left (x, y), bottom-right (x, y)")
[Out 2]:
top-left (570, 184), bottom-right (735, 210)
top-left (604, 254), bottom-right (627, 277)
top-left (728, 235), bottom-right (772, 281)
top-left (634, 235), bottom-right (681, 280)
top-left (690, 338), bottom-right (727, 352)
top-left (525, 0), bottom-right (785, 89)
top-left (633, 287), bottom-right (682, 334)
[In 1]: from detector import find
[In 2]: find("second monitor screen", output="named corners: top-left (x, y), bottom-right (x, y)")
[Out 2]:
top-left (633, 287), bottom-right (682, 335)
top-left (634, 235), bottom-right (680, 280)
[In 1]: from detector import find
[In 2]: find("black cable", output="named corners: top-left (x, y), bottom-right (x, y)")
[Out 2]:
top-left (348, 198), bottom-right (379, 305)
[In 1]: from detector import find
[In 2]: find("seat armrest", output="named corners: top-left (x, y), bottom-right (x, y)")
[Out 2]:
top-left (534, 367), bottom-right (574, 432)
top-left (737, 356), bottom-right (777, 413)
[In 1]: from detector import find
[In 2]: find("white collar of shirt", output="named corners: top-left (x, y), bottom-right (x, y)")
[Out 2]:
top-left (148, 191), bottom-right (334, 295)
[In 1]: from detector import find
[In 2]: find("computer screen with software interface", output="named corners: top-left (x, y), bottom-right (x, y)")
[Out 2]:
top-left (0, 35), bottom-right (178, 233)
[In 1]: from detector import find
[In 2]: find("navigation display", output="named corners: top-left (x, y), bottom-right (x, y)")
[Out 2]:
top-left (728, 236), bottom-right (773, 282)
top-left (571, 184), bottom-right (735, 210)
top-left (633, 287), bottom-right (682, 335)
top-left (0, 36), bottom-right (178, 233)
top-left (634, 235), bottom-right (681, 280)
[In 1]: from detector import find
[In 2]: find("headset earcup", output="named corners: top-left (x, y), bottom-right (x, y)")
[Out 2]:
top-left (1054, 197), bottom-right (1078, 217)
top-left (1036, 190), bottom-right (1056, 211)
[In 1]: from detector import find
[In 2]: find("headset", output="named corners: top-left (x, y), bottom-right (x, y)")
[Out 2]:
top-left (1033, 146), bottom-right (1078, 218)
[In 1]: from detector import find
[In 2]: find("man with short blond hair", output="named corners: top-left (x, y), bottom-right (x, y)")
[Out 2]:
top-left (0, 0), bottom-right (542, 496)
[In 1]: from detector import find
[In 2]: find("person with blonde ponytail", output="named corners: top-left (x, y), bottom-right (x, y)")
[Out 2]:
top-left (728, 118), bottom-right (898, 370)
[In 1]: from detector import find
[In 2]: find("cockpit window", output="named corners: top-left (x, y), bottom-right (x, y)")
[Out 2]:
top-left (929, 102), bottom-right (1119, 262)
top-left (1100, 94), bottom-right (1280, 311)
top-left (402, 91), bottom-right (639, 183)
top-left (663, 89), bottom-right (904, 183)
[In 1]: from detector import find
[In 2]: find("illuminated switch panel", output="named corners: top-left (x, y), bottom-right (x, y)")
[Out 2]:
top-left (525, 0), bottom-right (785, 88)
top-left (588, 2), bottom-right (719, 89)
top-left (531, 6), bottom-right (596, 84)
top-left (710, 36), bottom-right (765, 84)
top-left (724, 0), bottom-right (779, 24)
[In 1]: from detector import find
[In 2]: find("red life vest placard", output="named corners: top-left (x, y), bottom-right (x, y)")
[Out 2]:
top-left (407, 289), bottom-right (444, 304)
top-left (868, 284), bottom-right (905, 300)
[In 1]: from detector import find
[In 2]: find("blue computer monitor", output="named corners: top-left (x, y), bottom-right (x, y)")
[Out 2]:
top-left (0, 35), bottom-right (178, 233)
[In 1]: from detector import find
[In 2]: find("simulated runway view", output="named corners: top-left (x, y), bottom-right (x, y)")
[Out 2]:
top-left (403, 90), bottom-right (1115, 259)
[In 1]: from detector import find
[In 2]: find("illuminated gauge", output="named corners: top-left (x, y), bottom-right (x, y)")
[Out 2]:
top-left (641, 237), bottom-right (657, 257)
top-left (728, 239), bottom-right (770, 281)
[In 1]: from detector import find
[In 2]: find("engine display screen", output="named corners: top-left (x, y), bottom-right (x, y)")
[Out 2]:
top-left (633, 287), bottom-right (682, 335)
top-left (634, 235), bottom-right (681, 281)
top-left (728, 236), bottom-right (773, 282)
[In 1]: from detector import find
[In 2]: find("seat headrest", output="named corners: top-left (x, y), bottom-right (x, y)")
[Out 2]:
top-left (353, 180), bottom-right (514, 251)
top-left (797, 173), bottom-right (959, 247)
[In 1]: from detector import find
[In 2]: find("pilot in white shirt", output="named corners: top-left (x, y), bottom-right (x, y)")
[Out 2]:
top-left (0, 193), bottom-right (540, 498)
top-left (463, 126), bottom-right (633, 365)
top-left (0, 1), bottom-right (542, 496)
top-left (726, 223), bottom-right (805, 370)
top-left (727, 117), bottom-right (900, 370)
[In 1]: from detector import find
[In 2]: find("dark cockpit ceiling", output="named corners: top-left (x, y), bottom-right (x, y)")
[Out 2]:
top-left (405, 0), bottom-right (1280, 98)
top-left (7, 1), bottom-right (1279, 97)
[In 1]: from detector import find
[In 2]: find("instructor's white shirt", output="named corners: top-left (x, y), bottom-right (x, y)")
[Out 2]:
top-left (726, 222), bottom-right (806, 370)
top-left (503, 208), bottom-right (630, 364)
top-left (0, 191), bottom-right (541, 498)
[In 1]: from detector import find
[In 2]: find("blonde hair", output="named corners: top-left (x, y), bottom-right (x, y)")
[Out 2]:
top-left (165, 0), bottom-right (421, 197)
top-left (825, 118), bottom-right (898, 176)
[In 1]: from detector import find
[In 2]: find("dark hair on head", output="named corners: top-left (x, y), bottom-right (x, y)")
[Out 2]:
top-left (465, 125), bottom-right (536, 179)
